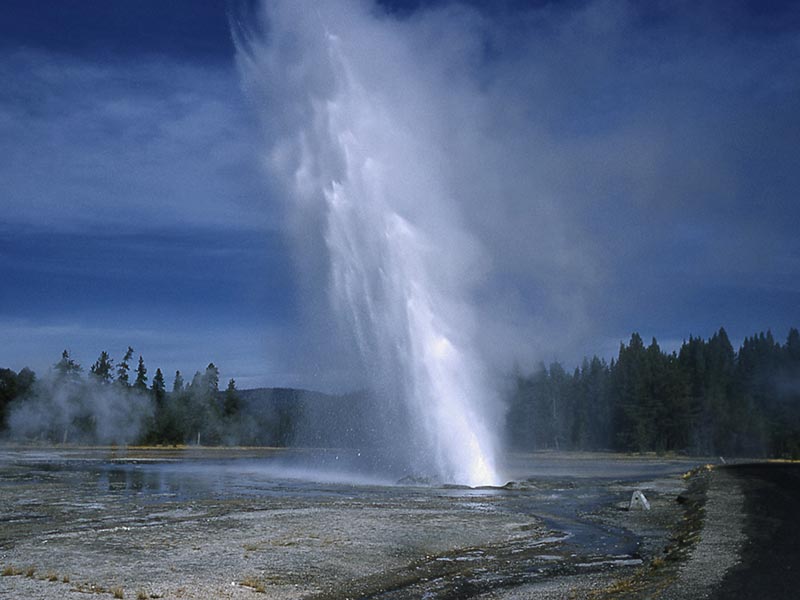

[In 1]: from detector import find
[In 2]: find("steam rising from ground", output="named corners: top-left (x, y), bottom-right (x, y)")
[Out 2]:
top-left (8, 376), bottom-right (153, 445)
top-left (236, 1), bottom-right (502, 485)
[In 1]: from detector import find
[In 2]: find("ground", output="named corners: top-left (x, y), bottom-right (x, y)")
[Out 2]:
top-left (0, 447), bottom-right (791, 599)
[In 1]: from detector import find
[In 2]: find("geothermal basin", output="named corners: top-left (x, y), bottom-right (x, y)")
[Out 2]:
top-left (0, 447), bottom-right (742, 599)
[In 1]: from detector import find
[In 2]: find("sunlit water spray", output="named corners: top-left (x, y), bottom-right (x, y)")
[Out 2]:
top-left (237, 2), bottom-right (501, 487)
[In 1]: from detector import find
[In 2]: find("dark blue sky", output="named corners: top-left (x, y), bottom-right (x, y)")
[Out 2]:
top-left (0, 1), bottom-right (235, 58)
top-left (1, 0), bottom-right (798, 389)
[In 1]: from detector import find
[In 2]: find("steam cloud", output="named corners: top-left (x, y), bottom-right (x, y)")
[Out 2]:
top-left (233, 0), bottom-right (800, 482)
top-left (236, 0), bottom-right (800, 390)
top-left (8, 376), bottom-right (154, 445)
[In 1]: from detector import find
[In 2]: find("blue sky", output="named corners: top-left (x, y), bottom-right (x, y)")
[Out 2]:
top-left (1, 0), bottom-right (798, 390)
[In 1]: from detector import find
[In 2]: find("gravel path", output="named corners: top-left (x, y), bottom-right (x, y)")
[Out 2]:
top-left (660, 467), bottom-right (746, 600)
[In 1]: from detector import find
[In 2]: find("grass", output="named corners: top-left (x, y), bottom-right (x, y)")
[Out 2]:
top-left (268, 537), bottom-right (299, 547)
top-left (2, 565), bottom-right (23, 576)
top-left (136, 591), bottom-right (148, 600)
top-left (588, 576), bottom-right (650, 597)
top-left (682, 464), bottom-right (715, 479)
top-left (25, 566), bottom-right (36, 578)
top-left (72, 582), bottom-right (109, 595)
top-left (47, 571), bottom-right (59, 581)
top-left (240, 576), bottom-right (267, 593)
top-left (111, 587), bottom-right (124, 598)
top-left (63, 574), bottom-right (70, 583)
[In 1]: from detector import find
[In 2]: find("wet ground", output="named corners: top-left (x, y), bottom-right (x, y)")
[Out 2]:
top-left (0, 447), bottom-right (732, 599)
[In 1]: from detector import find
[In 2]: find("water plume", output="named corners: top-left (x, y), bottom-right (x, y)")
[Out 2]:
top-left (236, 1), bottom-right (501, 486)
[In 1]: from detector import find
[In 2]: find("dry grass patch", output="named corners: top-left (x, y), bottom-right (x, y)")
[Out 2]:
top-left (240, 576), bottom-right (267, 593)
top-left (72, 582), bottom-right (109, 595)
top-left (273, 541), bottom-right (297, 547)
top-left (650, 556), bottom-right (666, 569)
top-left (2, 565), bottom-right (23, 576)
top-left (111, 587), bottom-right (124, 598)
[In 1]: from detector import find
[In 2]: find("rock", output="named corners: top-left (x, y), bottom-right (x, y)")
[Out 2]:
top-left (630, 490), bottom-right (651, 511)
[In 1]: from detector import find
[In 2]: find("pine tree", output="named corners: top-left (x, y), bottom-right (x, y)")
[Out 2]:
top-left (785, 328), bottom-right (800, 363)
top-left (204, 363), bottom-right (220, 394)
top-left (224, 378), bottom-right (240, 417)
top-left (0, 368), bottom-right (18, 430)
top-left (589, 356), bottom-right (612, 450)
top-left (196, 364), bottom-right (222, 445)
top-left (54, 349), bottom-right (82, 382)
top-left (548, 361), bottom-right (568, 450)
top-left (172, 370), bottom-right (184, 394)
top-left (116, 346), bottom-right (134, 387)
top-left (52, 350), bottom-right (84, 443)
top-left (16, 367), bottom-right (35, 397)
top-left (506, 367), bottom-right (536, 451)
top-left (134, 355), bottom-right (148, 391)
top-left (90, 351), bottom-right (114, 384)
top-left (152, 368), bottom-right (166, 406)
top-left (611, 333), bottom-right (649, 451)
top-left (2, 367), bottom-right (35, 433)
top-left (149, 367), bottom-right (167, 443)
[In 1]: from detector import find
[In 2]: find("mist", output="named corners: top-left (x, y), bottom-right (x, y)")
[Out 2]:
top-left (232, 0), bottom-right (799, 389)
top-left (236, 0), bottom-right (514, 484)
top-left (6, 370), bottom-right (154, 446)
top-left (229, 0), bottom-right (800, 482)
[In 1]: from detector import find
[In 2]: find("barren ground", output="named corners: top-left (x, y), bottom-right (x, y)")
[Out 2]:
top-left (0, 447), bottom-right (768, 599)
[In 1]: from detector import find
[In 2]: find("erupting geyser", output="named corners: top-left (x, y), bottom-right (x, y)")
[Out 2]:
top-left (237, 1), bottom-right (501, 486)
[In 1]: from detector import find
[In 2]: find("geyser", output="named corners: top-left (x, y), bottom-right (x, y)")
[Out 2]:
top-left (237, 1), bottom-right (501, 486)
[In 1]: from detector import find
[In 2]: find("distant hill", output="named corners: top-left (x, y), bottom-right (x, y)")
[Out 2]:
top-left (233, 387), bottom-right (374, 448)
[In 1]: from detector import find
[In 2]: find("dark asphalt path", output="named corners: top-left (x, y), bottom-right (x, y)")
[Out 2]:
top-left (710, 463), bottom-right (800, 600)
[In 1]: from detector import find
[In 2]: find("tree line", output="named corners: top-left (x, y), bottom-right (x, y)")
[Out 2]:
top-left (2, 327), bottom-right (799, 457)
top-left (0, 347), bottom-right (243, 446)
top-left (507, 327), bottom-right (800, 458)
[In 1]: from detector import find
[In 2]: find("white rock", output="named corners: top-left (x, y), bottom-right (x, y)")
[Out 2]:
top-left (629, 490), bottom-right (651, 510)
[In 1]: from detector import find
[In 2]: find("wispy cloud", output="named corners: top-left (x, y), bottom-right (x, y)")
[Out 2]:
top-left (0, 49), bottom-right (268, 232)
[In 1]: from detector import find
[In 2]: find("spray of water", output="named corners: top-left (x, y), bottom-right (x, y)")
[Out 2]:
top-left (236, 1), bottom-right (501, 486)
